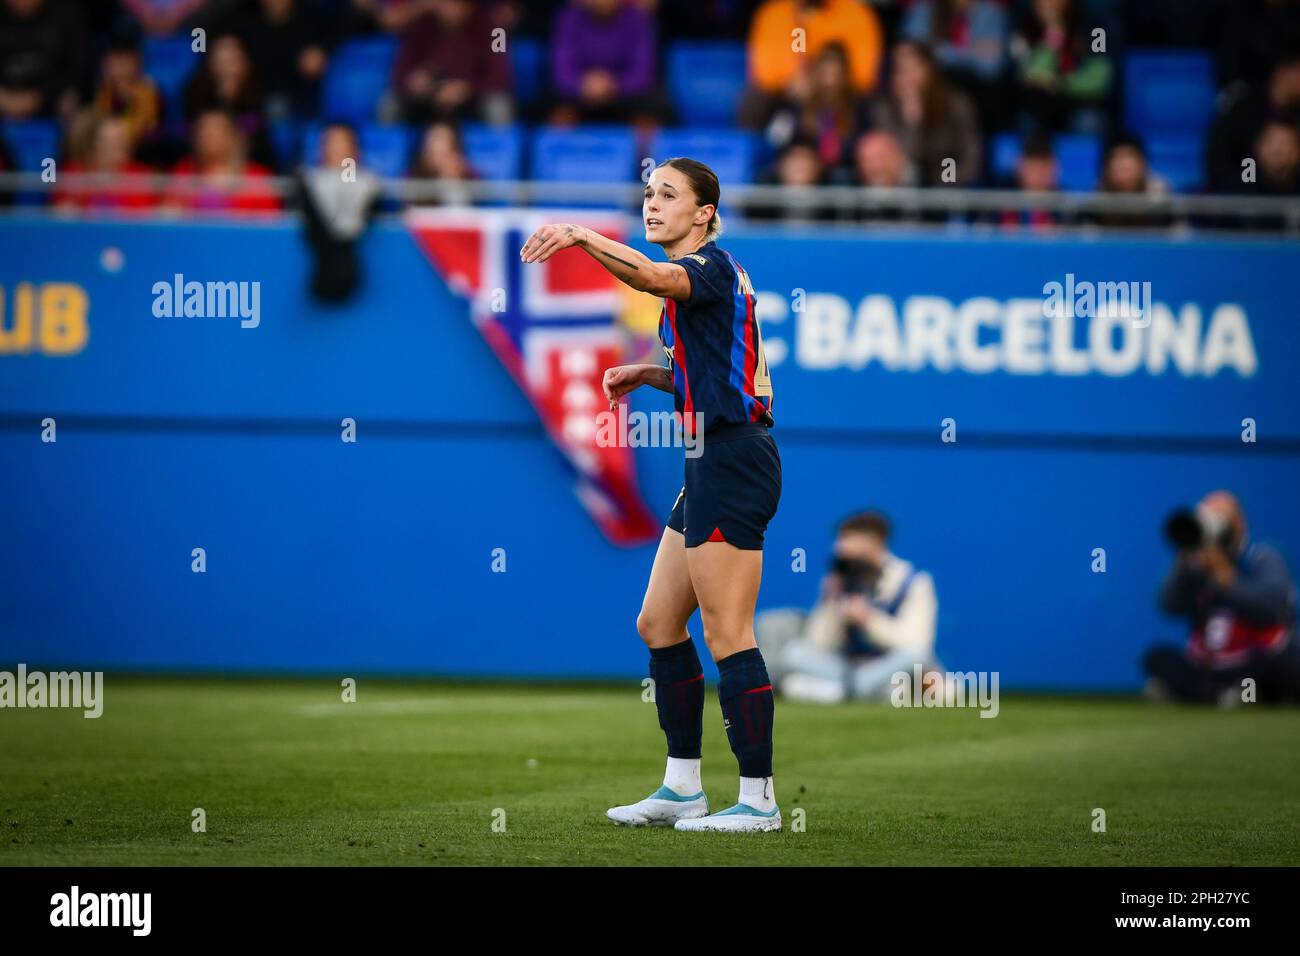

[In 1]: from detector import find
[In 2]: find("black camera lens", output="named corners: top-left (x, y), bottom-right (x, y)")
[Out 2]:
top-left (1164, 508), bottom-right (1203, 550)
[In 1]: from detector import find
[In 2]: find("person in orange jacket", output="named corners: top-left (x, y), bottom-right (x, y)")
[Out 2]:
top-left (741, 0), bottom-right (884, 127)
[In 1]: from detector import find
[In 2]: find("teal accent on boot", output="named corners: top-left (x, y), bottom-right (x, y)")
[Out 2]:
top-left (713, 802), bottom-right (780, 817)
top-left (648, 785), bottom-right (706, 802)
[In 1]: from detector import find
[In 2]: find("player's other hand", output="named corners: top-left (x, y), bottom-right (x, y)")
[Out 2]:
top-left (520, 223), bottom-right (588, 263)
top-left (602, 365), bottom-right (643, 408)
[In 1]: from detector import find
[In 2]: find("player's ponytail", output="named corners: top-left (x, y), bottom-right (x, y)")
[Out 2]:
top-left (658, 157), bottom-right (722, 240)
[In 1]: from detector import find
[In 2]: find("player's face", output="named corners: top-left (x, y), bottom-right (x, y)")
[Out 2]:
top-left (643, 169), bottom-right (707, 246)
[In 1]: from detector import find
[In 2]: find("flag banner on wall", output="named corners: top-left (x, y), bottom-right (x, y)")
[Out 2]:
top-left (407, 207), bottom-right (661, 545)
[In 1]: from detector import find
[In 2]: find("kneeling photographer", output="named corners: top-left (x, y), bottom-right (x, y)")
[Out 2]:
top-left (756, 511), bottom-right (939, 704)
top-left (1144, 491), bottom-right (1300, 705)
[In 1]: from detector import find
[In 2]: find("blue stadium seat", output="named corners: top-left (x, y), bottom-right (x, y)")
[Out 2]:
top-left (1146, 134), bottom-right (1206, 192)
top-left (666, 42), bottom-right (748, 127)
top-left (648, 129), bottom-right (759, 185)
top-left (1, 119), bottom-right (59, 206)
top-left (359, 124), bottom-right (415, 177)
top-left (321, 36), bottom-right (398, 125)
top-left (269, 119), bottom-right (303, 171)
top-left (143, 36), bottom-right (201, 124)
top-left (990, 131), bottom-right (1021, 184)
top-left (299, 122), bottom-right (415, 177)
top-left (987, 132), bottom-right (1101, 191)
top-left (2, 119), bottom-right (59, 171)
top-left (511, 38), bottom-right (546, 105)
top-left (460, 123), bottom-right (525, 181)
top-left (530, 126), bottom-right (637, 183)
top-left (1053, 134), bottom-right (1102, 192)
top-left (1124, 50), bottom-right (1216, 139)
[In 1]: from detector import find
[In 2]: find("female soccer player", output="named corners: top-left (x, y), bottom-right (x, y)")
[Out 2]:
top-left (520, 158), bottom-right (781, 832)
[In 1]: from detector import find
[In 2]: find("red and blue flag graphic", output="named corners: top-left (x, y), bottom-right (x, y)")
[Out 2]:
top-left (407, 208), bottom-right (660, 545)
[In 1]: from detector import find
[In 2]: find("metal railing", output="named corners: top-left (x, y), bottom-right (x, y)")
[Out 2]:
top-left (3, 171), bottom-right (1298, 235)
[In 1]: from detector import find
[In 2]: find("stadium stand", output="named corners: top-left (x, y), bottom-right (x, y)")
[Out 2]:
top-left (0, 2), bottom-right (1295, 230)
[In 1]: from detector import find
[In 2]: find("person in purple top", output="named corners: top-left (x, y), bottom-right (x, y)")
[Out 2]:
top-left (548, 0), bottom-right (667, 125)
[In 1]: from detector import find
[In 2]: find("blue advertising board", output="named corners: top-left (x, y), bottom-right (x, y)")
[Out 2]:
top-left (2, 216), bottom-right (1297, 689)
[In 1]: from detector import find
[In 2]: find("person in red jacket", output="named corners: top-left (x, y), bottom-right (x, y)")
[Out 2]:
top-left (167, 109), bottom-right (281, 215)
top-left (56, 115), bottom-right (158, 212)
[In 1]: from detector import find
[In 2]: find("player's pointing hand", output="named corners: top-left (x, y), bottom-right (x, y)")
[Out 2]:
top-left (520, 223), bottom-right (588, 263)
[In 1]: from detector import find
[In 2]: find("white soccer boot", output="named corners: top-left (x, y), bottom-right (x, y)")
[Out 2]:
top-left (606, 785), bottom-right (709, 827)
top-left (674, 803), bottom-right (782, 833)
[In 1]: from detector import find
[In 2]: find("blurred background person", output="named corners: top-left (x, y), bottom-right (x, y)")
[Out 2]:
top-left (408, 120), bottom-right (479, 205)
top-left (183, 31), bottom-right (275, 167)
top-left (900, 0), bottom-right (1011, 130)
top-left (297, 122), bottom-right (381, 301)
top-left (741, 0), bottom-right (884, 129)
top-left (847, 128), bottom-right (921, 223)
top-left (757, 511), bottom-right (940, 704)
top-left (869, 40), bottom-right (982, 187)
top-left (1255, 119), bottom-right (1300, 194)
top-left (1208, 54), bottom-right (1300, 194)
top-left (0, 0), bottom-right (90, 120)
top-left (391, 0), bottom-right (512, 125)
top-left (989, 131), bottom-right (1062, 229)
top-left (1087, 134), bottom-right (1171, 228)
top-left (228, 0), bottom-right (332, 122)
top-left (547, 0), bottom-right (664, 127)
top-left (1236, 119), bottom-right (1300, 229)
top-left (1217, 0), bottom-right (1300, 96)
top-left (166, 108), bottom-right (280, 214)
top-left (763, 42), bottom-right (869, 179)
top-left (55, 113), bottom-right (158, 212)
top-left (89, 33), bottom-right (163, 158)
top-left (851, 127), bottom-right (914, 187)
top-left (1145, 491), bottom-right (1300, 705)
top-left (1011, 0), bottom-right (1112, 136)
top-left (745, 135), bottom-right (835, 221)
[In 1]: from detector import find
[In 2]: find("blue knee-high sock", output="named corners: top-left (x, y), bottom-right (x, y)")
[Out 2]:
top-left (649, 639), bottom-right (704, 759)
top-left (717, 647), bottom-right (775, 778)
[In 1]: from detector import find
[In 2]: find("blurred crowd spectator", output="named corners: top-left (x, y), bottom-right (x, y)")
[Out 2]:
top-left (1, 0), bottom-right (1298, 226)
top-left (548, 0), bottom-right (664, 126)
top-left (393, 0), bottom-right (511, 124)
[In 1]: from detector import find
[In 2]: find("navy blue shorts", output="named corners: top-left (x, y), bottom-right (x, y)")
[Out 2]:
top-left (667, 422), bottom-right (781, 549)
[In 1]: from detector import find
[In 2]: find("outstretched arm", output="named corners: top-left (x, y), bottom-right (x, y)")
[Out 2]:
top-left (519, 223), bottom-right (692, 300)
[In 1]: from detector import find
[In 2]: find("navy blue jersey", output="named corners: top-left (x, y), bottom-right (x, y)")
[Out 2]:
top-left (658, 241), bottom-right (774, 435)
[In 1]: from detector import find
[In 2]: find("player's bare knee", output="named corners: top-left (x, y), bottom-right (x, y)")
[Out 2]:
top-left (636, 607), bottom-right (670, 647)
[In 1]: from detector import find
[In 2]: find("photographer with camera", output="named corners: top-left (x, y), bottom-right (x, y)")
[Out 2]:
top-left (1144, 491), bottom-right (1300, 705)
top-left (756, 511), bottom-right (939, 704)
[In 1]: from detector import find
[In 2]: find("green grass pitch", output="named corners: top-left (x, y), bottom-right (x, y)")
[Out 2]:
top-left (1, 678), bottom-right (1297, 866)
